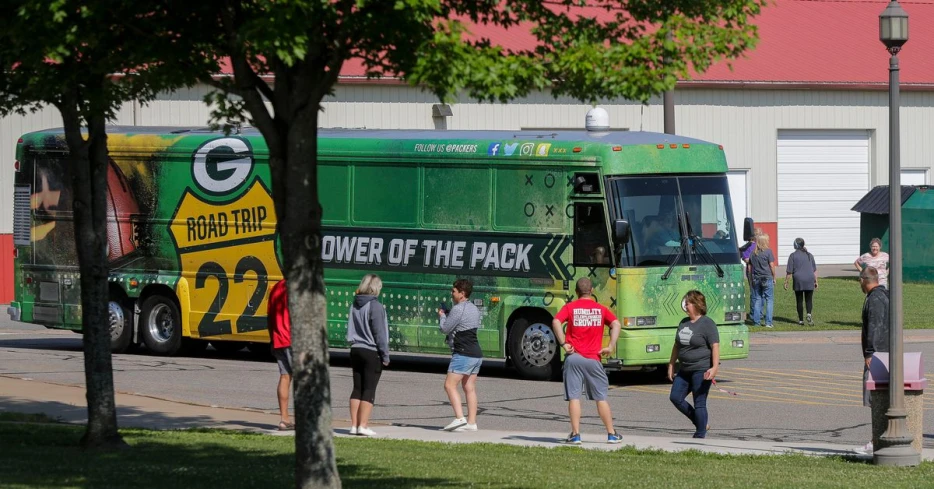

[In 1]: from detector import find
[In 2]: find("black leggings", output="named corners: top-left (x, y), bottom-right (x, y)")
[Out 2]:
top-left (350, 347), bottom-right (383, 404)
top-left (795, 290), bottom-right (814, 321)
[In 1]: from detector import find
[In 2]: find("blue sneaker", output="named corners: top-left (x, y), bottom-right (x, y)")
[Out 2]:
top-left (607, 431), bottom-right (623, 444)
top-left (564, 432), bottom-right (582, 445)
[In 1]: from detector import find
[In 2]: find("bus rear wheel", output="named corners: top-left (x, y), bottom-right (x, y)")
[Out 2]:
top-left (108, 300), bottom-right (133, 353)
top-left (139, 295), bottom-right (182, 355)
top-left (508, 317), bottom-right (559, 381)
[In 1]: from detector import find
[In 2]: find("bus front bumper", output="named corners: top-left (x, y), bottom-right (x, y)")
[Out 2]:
top-left (611, 324), bottom-right (750, 367)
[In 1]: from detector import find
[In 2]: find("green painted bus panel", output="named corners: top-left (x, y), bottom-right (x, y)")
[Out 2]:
top-left (615, 265), bottom-right (746, 327)
top-left (423, 166), bottom-right (492, 229)
top-left (320, 165), bottom-right (351, 225)
top-left (494, 168), bottom-right (568, 232)
top-left (352, 165), bottom-right (419, 226)
top-left (607, 144), bottom-right (728, 175)
top-left (13, 128), bottom-right (746, 367)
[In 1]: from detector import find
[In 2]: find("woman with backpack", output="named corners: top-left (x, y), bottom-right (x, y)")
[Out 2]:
top-left (784, 237), bottom-right (818, 325)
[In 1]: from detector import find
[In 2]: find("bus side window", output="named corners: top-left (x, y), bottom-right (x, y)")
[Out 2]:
top-left (573, 203), bottom-right (611, 267)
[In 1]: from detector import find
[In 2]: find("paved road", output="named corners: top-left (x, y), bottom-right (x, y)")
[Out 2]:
top-left (3, 316), bottom-right (934, 449)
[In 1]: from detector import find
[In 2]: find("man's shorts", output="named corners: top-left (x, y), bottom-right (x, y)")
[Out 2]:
top-left (272, 347), bottom-right (293, 375)
top-left (448, 353), bottom-right (483, 375)
top-left (563, 353), bottom-right (609, 401)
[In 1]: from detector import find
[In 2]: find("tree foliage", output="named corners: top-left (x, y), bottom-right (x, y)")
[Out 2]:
top-left (0, 0), bottom-right (211, 448)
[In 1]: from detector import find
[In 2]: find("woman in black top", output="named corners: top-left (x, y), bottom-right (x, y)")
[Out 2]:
top-left (783, 237), bottom-right (819, 325)
top-left (667, 290), bottom-right (720, 439)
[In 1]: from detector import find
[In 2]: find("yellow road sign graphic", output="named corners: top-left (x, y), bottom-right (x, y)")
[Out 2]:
top-left (171, 179), bottom-right (281, 338)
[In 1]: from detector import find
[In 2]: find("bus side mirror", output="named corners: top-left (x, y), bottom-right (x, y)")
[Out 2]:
top-left (742, 217), bottom-right (755, 242)
top-left (613, 219), bottom-right (631, 245)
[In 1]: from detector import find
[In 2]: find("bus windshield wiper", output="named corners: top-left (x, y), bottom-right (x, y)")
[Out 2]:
top-left (680, 214), bottom-right (724, 278)
top-left (687, 229), bottom-right (724, 278)
top-left (661, 215), bottom-right (687, 281)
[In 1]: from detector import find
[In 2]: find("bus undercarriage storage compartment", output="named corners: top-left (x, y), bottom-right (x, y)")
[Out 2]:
top-left (9, 118), bottom-right (747, 375)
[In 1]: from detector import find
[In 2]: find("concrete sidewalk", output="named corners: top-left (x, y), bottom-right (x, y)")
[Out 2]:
top-left (3, 375), bottom-right (932, 461)
top-left (751, 329), bottom-right (934, 345)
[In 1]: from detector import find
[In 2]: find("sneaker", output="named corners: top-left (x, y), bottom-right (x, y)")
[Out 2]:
top-left (854, 441), bottom-right (873, 455)
top-left (806, 313), bottom-right (813, 325)
top-left (607, 432), bottom-right (623, 444)
top-left (443, 417), bottom-right (467, 431)
top-left (798, 321), bottom-right (804, 325)
top-left (357, 427), bottom-right (377, 437)
top-left (564, 432), bottom-right (582, 445)
top-left (349, 426), bottom-right (358, 435)
top-left (453, 423), bottom-right (478, 432)
top-left (765, 324), bottom-right (774, 328)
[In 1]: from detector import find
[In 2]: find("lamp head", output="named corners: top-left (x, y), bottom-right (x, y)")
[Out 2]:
top-left (879, 0), bottom-right (909, 52)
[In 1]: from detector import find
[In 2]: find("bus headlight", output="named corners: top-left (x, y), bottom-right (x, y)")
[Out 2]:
top-left (646, 344), bottom-right (660, 353)
top-left (732, 340), bottom-right (745, 349)
top-left (636, 316), bottom-right (656, 326)
top-left (724, 312), bottom-right (742, 322)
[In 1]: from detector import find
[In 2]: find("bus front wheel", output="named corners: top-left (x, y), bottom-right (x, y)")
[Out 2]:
top-left (139, 295), bottom-right (182, 355)
top-left (508, 317), bottom-right (559, 381)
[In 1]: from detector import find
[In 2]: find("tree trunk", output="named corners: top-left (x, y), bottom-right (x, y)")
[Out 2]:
top-left (60, 99), bottom-right (127, 449)
top-left (271, 99), bottom-right (339, 488)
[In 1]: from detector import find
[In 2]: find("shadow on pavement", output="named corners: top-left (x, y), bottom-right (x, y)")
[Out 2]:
top-left (0, 396), bottom-right (277, 432)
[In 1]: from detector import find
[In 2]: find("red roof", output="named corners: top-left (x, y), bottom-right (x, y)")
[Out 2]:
top-left (691, 0), bottom-right (934, 87)
top-left (239, 0), bottom-right (934, 88)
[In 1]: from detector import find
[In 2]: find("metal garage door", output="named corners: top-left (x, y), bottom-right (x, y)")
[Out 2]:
top-left (777, 130), bottom-right (870, 265)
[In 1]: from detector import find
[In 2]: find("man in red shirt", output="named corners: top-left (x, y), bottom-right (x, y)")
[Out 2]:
top-left (267, 279), bottom-right (293, 431)
top-left (551, 278), bottom-right (622, 445)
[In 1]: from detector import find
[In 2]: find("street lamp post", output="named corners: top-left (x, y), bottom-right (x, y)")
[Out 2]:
top-left (875, 0), bottom-right (919, 467)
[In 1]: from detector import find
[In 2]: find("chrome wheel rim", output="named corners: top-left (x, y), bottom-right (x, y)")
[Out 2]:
top-left (108, 301), bottom-right (125, 341)
top-left (147, 303), bottom-right (175, 343)
top-left (520, 322), bottom-right (557, 367)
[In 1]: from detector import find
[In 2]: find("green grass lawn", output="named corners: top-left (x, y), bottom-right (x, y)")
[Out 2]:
top-left (745, 277), bottom-right (934, 331)
top-left (2, 421), bottom-right (933, 489)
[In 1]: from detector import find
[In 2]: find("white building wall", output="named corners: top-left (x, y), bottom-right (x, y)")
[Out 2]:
top-left (3, 83), bottom-right (934, 240)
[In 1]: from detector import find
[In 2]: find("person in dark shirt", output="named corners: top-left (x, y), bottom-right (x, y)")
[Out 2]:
top-left (854, 266), bottom-right (889, 455)
top-left (668, 290), bottom-right (720, 439)
top-left (783, 237), bottom-right (819, 325)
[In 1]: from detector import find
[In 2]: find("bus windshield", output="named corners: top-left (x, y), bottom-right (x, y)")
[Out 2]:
top-left (608, 175), bottom-right (740, 268)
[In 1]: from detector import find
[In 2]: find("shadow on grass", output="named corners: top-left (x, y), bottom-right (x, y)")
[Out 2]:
top-left (0, 421), bottom-right (462, 489)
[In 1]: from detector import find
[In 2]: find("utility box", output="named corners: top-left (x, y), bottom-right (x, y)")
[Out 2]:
top-left (851, 185), bottom-right (934, 283)
top-left (865, 352), bottom-right (926, 452)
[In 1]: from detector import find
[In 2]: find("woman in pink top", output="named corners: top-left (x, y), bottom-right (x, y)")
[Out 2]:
top-left (854, 238), bottom-right (889, 288)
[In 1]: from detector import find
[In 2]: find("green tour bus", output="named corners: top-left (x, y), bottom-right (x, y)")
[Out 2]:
top-left (8, 116), bottom-right (750, 380)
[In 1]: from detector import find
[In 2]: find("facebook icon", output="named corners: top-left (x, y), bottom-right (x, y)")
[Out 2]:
top-left (487, 142), bottom-right (501, 156)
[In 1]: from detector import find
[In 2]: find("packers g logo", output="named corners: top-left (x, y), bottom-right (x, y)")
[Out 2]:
top-left (192, 138), bottom-right (254, 195)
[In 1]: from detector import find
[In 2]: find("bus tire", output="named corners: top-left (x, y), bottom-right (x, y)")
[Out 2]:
top-left (108, 300), bottom-right (133, 354)
top-left (139, 295), bottom-right (182, 355)
top-left (508, 317), bottom-right (559, 381)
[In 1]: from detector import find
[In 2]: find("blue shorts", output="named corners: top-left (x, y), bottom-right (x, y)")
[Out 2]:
top-left (448, 353), bottom-right (483, 375)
